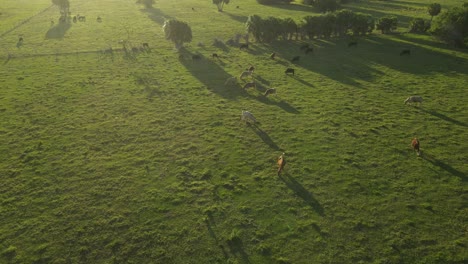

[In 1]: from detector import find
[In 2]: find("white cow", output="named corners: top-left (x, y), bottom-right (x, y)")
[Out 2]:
top-left (241, 110), bottom-right (257, 124)
top-left (405, 96), bottom-right (423, 104)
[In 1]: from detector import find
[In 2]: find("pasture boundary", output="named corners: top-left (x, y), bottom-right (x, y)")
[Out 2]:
top-left (0, 4), bottom-right (54, 38)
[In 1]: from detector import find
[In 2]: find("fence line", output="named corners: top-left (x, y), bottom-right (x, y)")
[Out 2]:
top-left (0, 5), bottom-right (54, 38)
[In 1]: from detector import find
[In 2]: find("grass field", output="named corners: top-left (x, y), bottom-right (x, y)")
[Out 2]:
top-left (0, 0), bottom-right (467, 263)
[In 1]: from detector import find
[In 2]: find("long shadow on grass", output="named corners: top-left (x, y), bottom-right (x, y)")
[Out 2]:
top-left (179, 50), bottom-right (245, 99)
top-left (223, 12), bottom-right (248, 24)
top-left (141, 7), bottom-right (173, 25)
top-left (205, 216), bottom-right (230, 260)
top-left (416, 108), bottom-right (467, 127)
top-left (45, 21), bottom-right (71, 39)
top-left (343, 5), bottom-right (414, 28)
top-left (279, 174), bottom-right (324, 216)
top-left (247, 124), bottom-right (282, 151)
top-left (423, 154), bottom-right (467, 182)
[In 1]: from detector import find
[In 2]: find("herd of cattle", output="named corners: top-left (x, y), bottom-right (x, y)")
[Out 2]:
top-left (222, 42), bottom-right (424, 173)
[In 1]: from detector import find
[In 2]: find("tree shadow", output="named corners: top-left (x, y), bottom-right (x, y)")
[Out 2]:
top-left (223, 12), bottom-right (248, 23)
top-left (227, 236), bottom-right (251, 264)
top-left (253, 94), bottom-right (299, 114)
top-left (278, 174), bottom-right (324, 216)
top-left (416, 108), bottom-right (467, 127)
top-left (45, 22), bottom-right (71, 39)
top-left (423, 153), bottom-right (467, 182)
top-left (179, 49), bottom-right (245, 99)
top-left (247, 124), bottom-right (282, 151)
top-left (343, 5), bottom-right (415, 28)
top-left (141, 7), bottom-right (173, 25)
top-left (205, 215), bottom-right (230, 260)
top-left (265, 3), bottom-right (316, 12)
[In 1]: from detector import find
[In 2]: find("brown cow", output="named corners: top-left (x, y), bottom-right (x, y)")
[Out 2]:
top-left (411, 138), bottom-right (421, 156)
top-left (277, 153), bottom-right (286, 175)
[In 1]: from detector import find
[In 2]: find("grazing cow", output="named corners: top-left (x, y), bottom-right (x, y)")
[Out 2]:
top-left (18, 37), bottom-right (23, 42)
top-left (348, 41), bottom-right (357, 47)
top-left (239, 70), bottom-right (253, 80)
top-left (142, 43), bottom-right (149, 49)
top-left (243, 82), bottom-right (255, 89)
top-left (400, 49), bottom-right (411, 56)
top-left (277, 153), bottom-right (286, 176)
top-left (192, 7), bottom-right (195, 11)
top-left (404, 96), bottom-right (423, 105)
top-left (411, 138), bottom-right (421, 156)
top-left (212, 53), bottom-right (219, 59)
top-left (270, 52), bottom-right (276, 59)
top-left (264, 88), bottom-right (276, 96)
top-left (291, 56), bottom-right (300, 63)
top-left (224, 76), bottom-right (237, 87)
top-left (247, 66), bottom-right (255, 72)
top-left (285, 68), bottom-right (295, 75)
top-left (239, 43), bottom-right (249, 50)
top-left (236, 6), bottom-right (240, 8)
top-left (241, 110), bottom-right (257, 124)
top-left (305, 47), bottom-right (313, 54)
top-left (300, 44), bottom-right (309, 50)
top-left (97, 16), bottom-right (102, 23)
top-left (192, 54), bottom-right (202, 60)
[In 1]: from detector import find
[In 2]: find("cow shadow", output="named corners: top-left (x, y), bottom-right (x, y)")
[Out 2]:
top-left (248, 124), bottom-right (282, 151)
top-left (278, 174), bottom-right (324, 216)
top-left (416, 108), bottom-right (467, 127)
top-left (423, 153), bottom-right (467, 182)
top-left (45, 22), bottom-right (71, 39)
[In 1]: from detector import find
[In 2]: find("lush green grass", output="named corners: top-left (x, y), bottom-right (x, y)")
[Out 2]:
top-left (1, 0), bottom-right (467, 263)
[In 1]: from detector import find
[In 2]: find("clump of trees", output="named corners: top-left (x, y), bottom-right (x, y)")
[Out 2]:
top-left (246, 10), bottom-right (374, 43)
top-left (162, 19), bottom-right (192, 49)
top-left (408, 18), bottom-right (430, 33)
top-left (429, 4), bottom-right (468, 47)
top-left (376, 16), bottom-right (398, 34)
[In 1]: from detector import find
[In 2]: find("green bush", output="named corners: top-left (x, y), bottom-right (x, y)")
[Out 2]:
top-left (430, 5), bottom-right (468, 47)
top-left (376, 16), bottom-right (398, 34)
top-left (409, 18), bottom-right (430, 33)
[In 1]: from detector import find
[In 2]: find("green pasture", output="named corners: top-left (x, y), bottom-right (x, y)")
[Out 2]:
top-left (0, 0), bottom-right (467, 263)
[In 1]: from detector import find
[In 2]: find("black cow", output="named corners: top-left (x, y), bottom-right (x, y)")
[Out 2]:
top-left (400, 49), bottom-right (411, 56)
top-left (348, 41), bottom-right (357, 47)
top-left (285, 68), bottom-right (295, 75)
top-left (239, 43), bottom-right (249, 50)
top-left (142, 43), bottom-right (149, 49)
top-left (305, 47), bottom-right (313, 54)
top-left (212, 53), bottom-right (219, 59)
top-left (300, 44), bottom-right (309, 50)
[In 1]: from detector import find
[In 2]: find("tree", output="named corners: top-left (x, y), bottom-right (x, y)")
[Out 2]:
top-left (408, 18), bottom-right (430, 33)
top-left (162, 19), bottom-right (192, 49)
top-left (52, 0), bottom-right (70, 16)
top-left (430, 6), bottom-right (468, 47)
top-left (351, 13), bottom-right (375, 36)
top-left (136, 0), bottom-right (155, 9)
top-left (376, 16), bottom-right (398, 34)
top-left (246, 15), bottom-right (265, 42)
top-left (212, 0), bottom-right (230, 12)
top-left (428, 3), bottom-right (442, 21)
